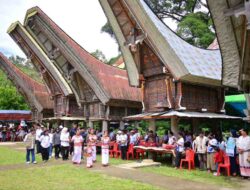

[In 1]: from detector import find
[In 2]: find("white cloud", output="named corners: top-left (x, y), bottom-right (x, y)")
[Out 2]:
top-left (0, 0), bottom-right (119, 59)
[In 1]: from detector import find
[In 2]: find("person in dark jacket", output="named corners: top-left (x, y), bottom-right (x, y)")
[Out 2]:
top-left (53, 128), bottom-right (61, 159)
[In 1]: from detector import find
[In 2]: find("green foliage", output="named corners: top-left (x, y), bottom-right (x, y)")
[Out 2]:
top-left (0, 86), bottom-right (29, 110)
top-left (91, 49), bottom-right (108, 63)
top-left (0, 55), bottom-right (38, 110)
top-left (101, 22), bottom-right (115, 38)
top-left (144, 0), bottom-right (199, 21)
top-left (107, 54), bottom-right (122, 65)
top-left (176, 12), bottom-right (214, 48)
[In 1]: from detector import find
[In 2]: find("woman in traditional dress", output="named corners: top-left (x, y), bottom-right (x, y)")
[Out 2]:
top-left (237, 128), bottom-right (250, 178)
top-left (71, 130), bottom-right (83, 164)
top-left (87, 129), bottom-right (97, 162)
top-left (101, 130), bottom-right (110, 166)
top-left (85, 143), bottom-right (93, 168)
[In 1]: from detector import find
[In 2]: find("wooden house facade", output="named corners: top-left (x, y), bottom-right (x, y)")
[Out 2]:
top-left (99, 0), bottom-right (239, 132)
top-left (8, 7), bottom-right (142, 129)
top-left (0, 52), bottom-right (53, 122)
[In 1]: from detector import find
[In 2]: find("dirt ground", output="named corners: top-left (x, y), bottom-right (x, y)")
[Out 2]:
top-left (1, 142), bottom-right (249, 190)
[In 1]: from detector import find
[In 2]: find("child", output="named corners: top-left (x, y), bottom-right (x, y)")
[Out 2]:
top-left (213, 147), bottom-right (224, 176)
top-left (85, 144), bottom-right (93, 168)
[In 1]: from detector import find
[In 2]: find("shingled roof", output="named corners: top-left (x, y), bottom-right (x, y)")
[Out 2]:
top-left (0, 52), bottom-right (53, 110)
top-left (24, 7), bottom-right (141, 104)
top-left (99, 0), bottom-right (222, 86)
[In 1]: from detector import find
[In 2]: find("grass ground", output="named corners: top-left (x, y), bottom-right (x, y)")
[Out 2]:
top-left (0, 145), bottom-right (160, 190)
top-left (0, 164), bottom-right (160, 190)
top-left (142, 165), bottom-right (241, 188)
top-left (0, 146), bottom-right (42, 165)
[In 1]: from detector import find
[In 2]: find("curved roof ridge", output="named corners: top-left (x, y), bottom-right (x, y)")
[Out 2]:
top-left (0, 52), bottom-right (46, 93)
top-left (138, 0), bottom-right (222, 81)
top-left (25, 6), bottom-right (141, 102)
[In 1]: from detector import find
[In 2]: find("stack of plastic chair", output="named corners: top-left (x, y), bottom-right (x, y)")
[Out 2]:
top-left (109, 143), bottom-right (121, 158)
top-left (136, 141), bottom-right (146, 159)
top-left (180, 149), bottom-right (195, 170)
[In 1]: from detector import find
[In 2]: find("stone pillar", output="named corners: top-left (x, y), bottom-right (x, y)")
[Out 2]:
top-left (102, 120), bottom-right (108, 133)
top-left (119, 121), bottom-right (125, 130)
top-left (148, 119), bottom-right (156, 132)
top-left (171, 117), bottom-right (179, 136)
top-left (88, 121), bottom-right (94, 129)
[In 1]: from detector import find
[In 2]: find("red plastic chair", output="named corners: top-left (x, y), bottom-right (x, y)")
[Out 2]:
top-left (180, 149), bottom-right (195, 170)
top-left (109, 143), bottom-right (121, 158)
top-left (127, 144), bottom-right (134, 160)
top-left (217, 154), bottom-right (230, 176)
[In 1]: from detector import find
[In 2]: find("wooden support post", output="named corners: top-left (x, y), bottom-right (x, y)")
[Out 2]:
top-left (134, 121), bottom-right (139, 128)
top-left (192, 118), bottom-right (200, 134)
top-left (102, 120), bottom-right (108, 133)
top-left (148, 119), bottom-right (156, 132)
top-left (171, 117), bottom-right (179, 136)
top-left (119, 121), bottom-right (125, 130)
top-left (88, 121), bottom-right (94, 129)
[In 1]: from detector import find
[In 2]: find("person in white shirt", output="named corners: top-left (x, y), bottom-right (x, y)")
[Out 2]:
top-left (174, 132), bottom-right (185, 168)
top-left (237, 128), bottom-right (250, 178)
top-left (39, 130), bottom-right (50, 162)
top-left (35, 125), bottom-right (43, 154)
top-left (194, 131), bottom-right (208, 170)
top-left (60, 127), bottom-right (70, 160)
top-left (120, 130), bottom-right (128, 160)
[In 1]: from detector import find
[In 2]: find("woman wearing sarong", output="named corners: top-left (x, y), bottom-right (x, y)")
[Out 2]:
top-left (85, 144), bottom-right (93, 168)
top-left (87, 129), bottom-right (97, 162)
top-left (71, 130), bottom-right (83, 164)
top-left (101, 131), bottom-right (110, 166)
top-left (237, 128), bottom-right (250, 178)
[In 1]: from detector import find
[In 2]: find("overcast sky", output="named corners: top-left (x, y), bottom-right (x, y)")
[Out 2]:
top-left (0, 0), bottom-right (176, 60)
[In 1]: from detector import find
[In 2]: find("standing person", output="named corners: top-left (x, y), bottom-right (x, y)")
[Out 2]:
top-left (120, 130), bottom-right (128, 160)
top-left (48, 129), bottom-right (54, 158)
top-left (71, 130), bottom-right (83, 164)
top-left (194, 131), bottom-right (208, 170)
top-left (226, 129), bottom-right (239, 176)
top-left (237, 128), bottom-right (250, 178)
top-left (53, 128), bottom-right (61, 159)
top-left (86, 143), bottom-right (93, 168)
top-left (174, 132), bottom-right (185, 169)
top-left (69, 123), bottom-right (77, 155)
top-left (1, 126), bottom-right (7, 142)
top-left (35, 124), bottom-right (43, 154)
top-left (39, 130), bottom-right (50, 163)
top-left (23, 129), bottom-right (37, 164)
top-left (60, 127), bottom-right (70, 160)
top-left (87, 129), bottom-right (97, 162)
top-left (101, 130), bottom-right (110, 166)
top-left (206, 134), bottom-right (218, 173)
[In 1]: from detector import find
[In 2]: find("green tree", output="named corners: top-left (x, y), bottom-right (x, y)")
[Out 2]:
top-left (91, 49), bottom-right (108, 63)
top-left (0, 69), bottom-right (29, 110)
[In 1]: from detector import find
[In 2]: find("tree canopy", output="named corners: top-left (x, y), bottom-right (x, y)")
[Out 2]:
top-left (0, 56), bottom-right (31, 110)
top-left (101, 0), bottom-right (214, 48)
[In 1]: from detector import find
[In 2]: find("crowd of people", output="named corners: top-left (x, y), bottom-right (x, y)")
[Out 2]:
top-left (1, 122), bottom-right (250, 178)
top-left (0, 123), bottom-right (28, 142)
